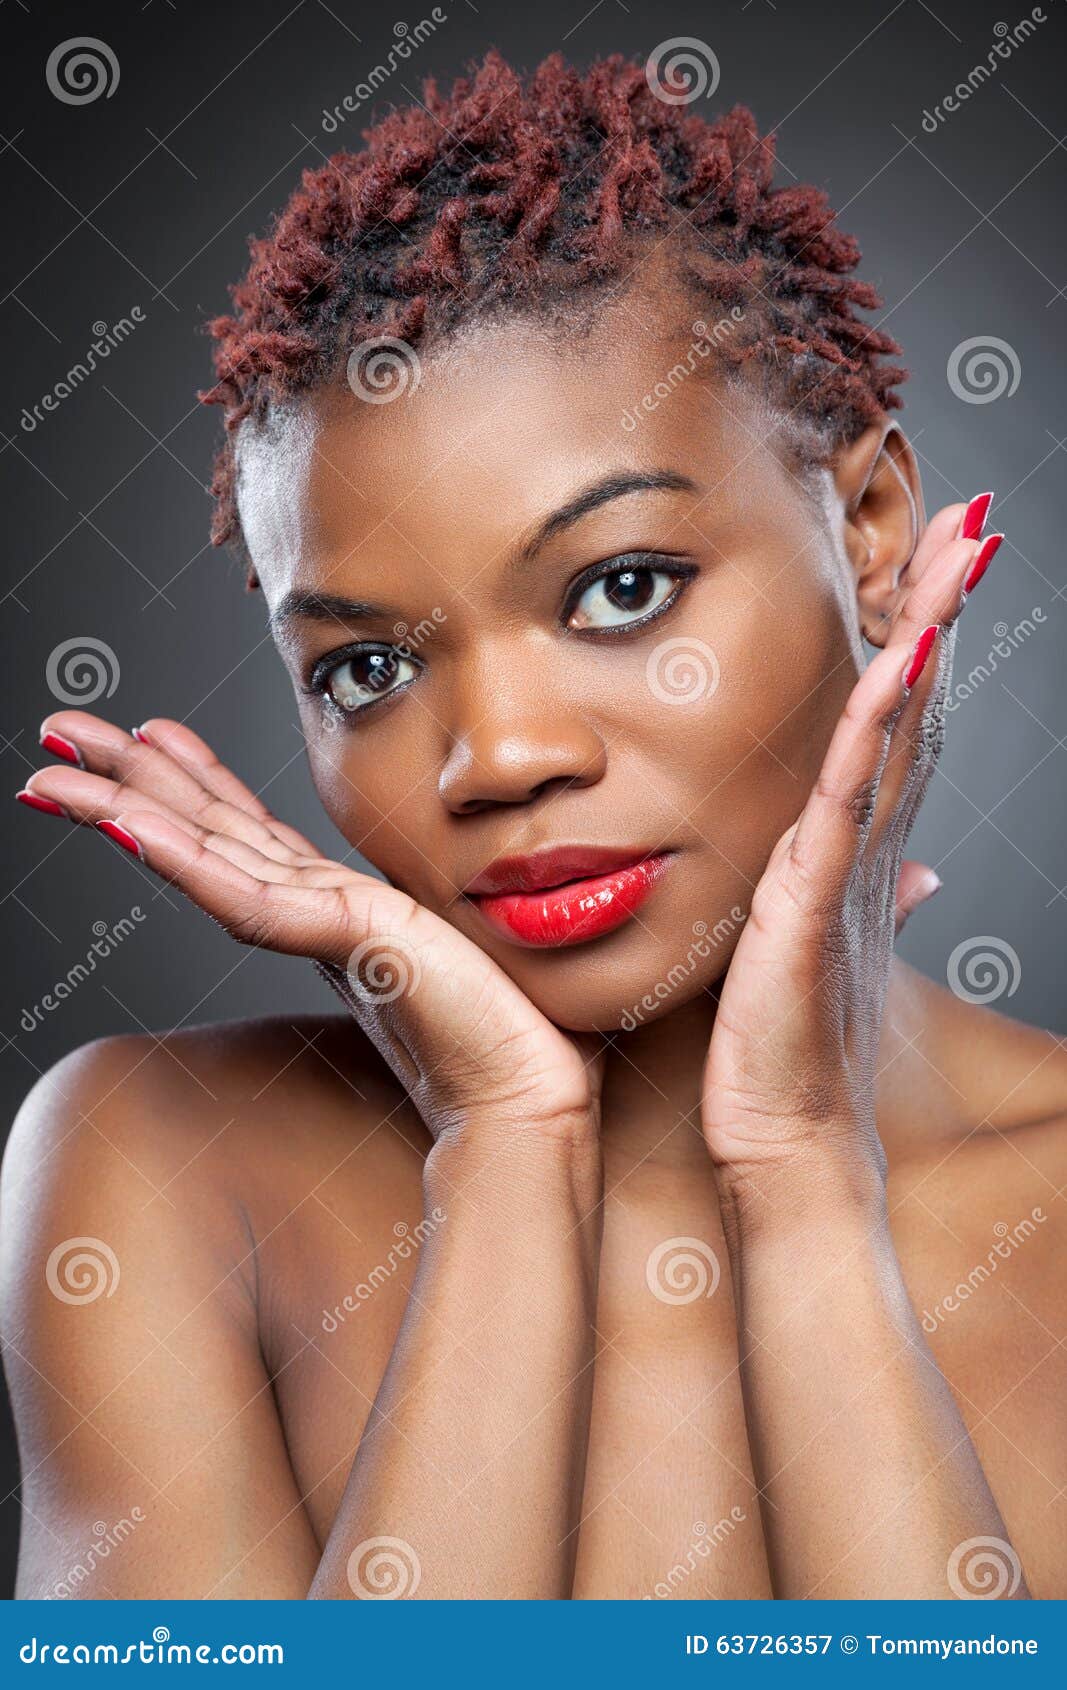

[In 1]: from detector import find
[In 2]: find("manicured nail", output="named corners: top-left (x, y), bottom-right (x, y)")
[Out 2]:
top-left (96, 820), bottom-right (144, 861)
top-left (904, 624), bottom-right (939, 690)
top-left (16, 789), bottom-right (68, 818)
top-left (962, 531), bottom-right (1004, 596)
top-left (131, 726), bottom-right (151, 745)
top-left (40, 730), bottom-right (83, 768)
top-left (960, 491), bottom-right (993, 541)
top-left (915, 868), bottom-right (943, 903)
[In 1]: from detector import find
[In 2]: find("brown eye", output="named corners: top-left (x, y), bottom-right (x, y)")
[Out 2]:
top-left (324, 648), bottom-right (418, 713)
top-left (568, 566), bottom-right (679, 631)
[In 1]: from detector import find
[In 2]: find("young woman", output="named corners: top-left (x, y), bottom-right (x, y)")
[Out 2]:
top-left (4, 52), bottom-right (1063, 1601)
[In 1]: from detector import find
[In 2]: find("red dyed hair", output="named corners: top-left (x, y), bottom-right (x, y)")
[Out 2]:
top-left (200, 50), bottom-right (906, 570)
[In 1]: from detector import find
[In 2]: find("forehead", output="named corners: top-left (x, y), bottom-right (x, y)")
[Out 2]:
top-left (235, 312), bottom-right (786, 605)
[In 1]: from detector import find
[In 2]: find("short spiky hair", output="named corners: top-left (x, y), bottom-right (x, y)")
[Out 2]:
top-left (200, 49), bottom-right (906, 565)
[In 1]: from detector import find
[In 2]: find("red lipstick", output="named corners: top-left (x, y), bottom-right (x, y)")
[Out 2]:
top-left (464, 847), bottom-right (672, 948)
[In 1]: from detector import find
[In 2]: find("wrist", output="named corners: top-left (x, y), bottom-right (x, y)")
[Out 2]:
top-left (713, 1130), bottom-right (889, 1255)
top-left (424, 1112), bottom-right (604, 1226)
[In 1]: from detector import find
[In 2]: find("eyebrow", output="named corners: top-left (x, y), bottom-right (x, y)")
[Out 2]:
top-left (519, 469), bottom-right (699, 561)
top-left (270, 470), bottom-right (700, 632)
top-left (269, 590), bottom-right (389, 634)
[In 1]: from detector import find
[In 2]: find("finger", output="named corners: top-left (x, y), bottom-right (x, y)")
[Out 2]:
top-left (886, 529), bottom-right (1003, 658)
top-left (894, 860), bottom-right (942, 935)
top-left (896, 491), bottom-right (990, 600)
top-left (104, 808), bottom-right (354, 961)
top-left (873, 521), bottom-right (1005, 845)
top-left (20, 766), bottom-right (196, 831)
top-left (38, 711), bottom-right (308, 866)
top-left (135, 717), bottom-right (320, 857)
top-left (870, 623), bottom-right (946, 852)
top-left (788, 637), bottom-right (914, 895)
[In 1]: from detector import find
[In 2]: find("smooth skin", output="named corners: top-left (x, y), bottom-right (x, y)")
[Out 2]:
top-left (3, 302), bottom-right (1065, 1599)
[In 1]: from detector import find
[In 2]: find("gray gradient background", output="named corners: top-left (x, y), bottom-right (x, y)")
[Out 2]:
top-left (0, 0), bottom-right (1064, 1596)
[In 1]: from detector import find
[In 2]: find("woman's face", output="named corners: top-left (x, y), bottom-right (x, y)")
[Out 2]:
top-left (238, 309), bottom-right (871, 1032)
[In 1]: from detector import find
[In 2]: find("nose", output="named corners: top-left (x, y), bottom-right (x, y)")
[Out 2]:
top-left (438, 661), bottom-right (607, 815)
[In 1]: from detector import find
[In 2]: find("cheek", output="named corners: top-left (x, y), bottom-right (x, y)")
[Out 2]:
top-left (670, 601), bottom-right (852, 881)
top-left (305, 721), bottom-right (448, 894)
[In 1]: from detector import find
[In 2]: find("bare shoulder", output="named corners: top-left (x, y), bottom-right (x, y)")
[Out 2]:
top-left (0, 1015), bottom-right (426, 1597)
top-left (3, 1013), bottom-right (428, 1243)
top-left (884, 976), bottom-right (1067, 1592)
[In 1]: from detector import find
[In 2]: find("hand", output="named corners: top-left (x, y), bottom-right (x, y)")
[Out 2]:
top-left (702, 498), bottom-right (1002, 1200)
top-left (20, 714), bottom-right (602, 1145)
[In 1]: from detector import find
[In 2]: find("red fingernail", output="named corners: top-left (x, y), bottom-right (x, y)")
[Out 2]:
top-left (40, 730), bottom-right (83, 768)
top-left (904, 625), bottom-right (939, 690)
top-left (131, 726), bottom-right (151, 745)
top-left (960, 491), bottom-right (993, 541)
top-left (962, 531), bottom-right (1004, 596)
top-left (96, 820), bottom-right (144, 861)
top-left (16, 789), bottom-right (68, 818)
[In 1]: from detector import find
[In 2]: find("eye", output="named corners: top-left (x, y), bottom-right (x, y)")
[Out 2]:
top-left (315, 646), bottom-right (419, 715)
top-left (566, 558), bottom-right (691, 632)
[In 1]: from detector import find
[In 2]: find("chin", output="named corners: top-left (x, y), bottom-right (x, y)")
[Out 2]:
top-left (469, 908), bottom-right (747, 1035)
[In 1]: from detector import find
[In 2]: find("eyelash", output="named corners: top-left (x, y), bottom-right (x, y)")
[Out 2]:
top-left (561, 553), bottom-right (697, 636)
top-left (307, 552), bottom-right (697, 721)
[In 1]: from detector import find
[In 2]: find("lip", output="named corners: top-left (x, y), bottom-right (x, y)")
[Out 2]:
top-left (464, 847), bottom-right (674, 948)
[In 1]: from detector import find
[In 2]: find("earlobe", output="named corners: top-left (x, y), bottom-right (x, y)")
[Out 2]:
top-left (834, 423), bottom-right (922, 648)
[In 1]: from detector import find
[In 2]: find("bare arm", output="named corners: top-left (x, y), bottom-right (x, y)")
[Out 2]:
top-left (703, 494), bottom-right (1028, 1598)
top-left (720, 1163), bottom-right (1025, 1599)
top-left (311, 1126), bottom-right (601, 1598)
top-left (9, 714), bottom-right (610, 1599)
top-left (1, 1042), bottom-right (320, 1599)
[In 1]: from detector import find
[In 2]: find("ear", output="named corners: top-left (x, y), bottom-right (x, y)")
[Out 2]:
top-left (833, 422), bottom-right (923, 648)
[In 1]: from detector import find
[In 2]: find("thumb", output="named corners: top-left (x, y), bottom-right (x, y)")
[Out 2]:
top-left (895, 860), bottom-right (942, 936)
